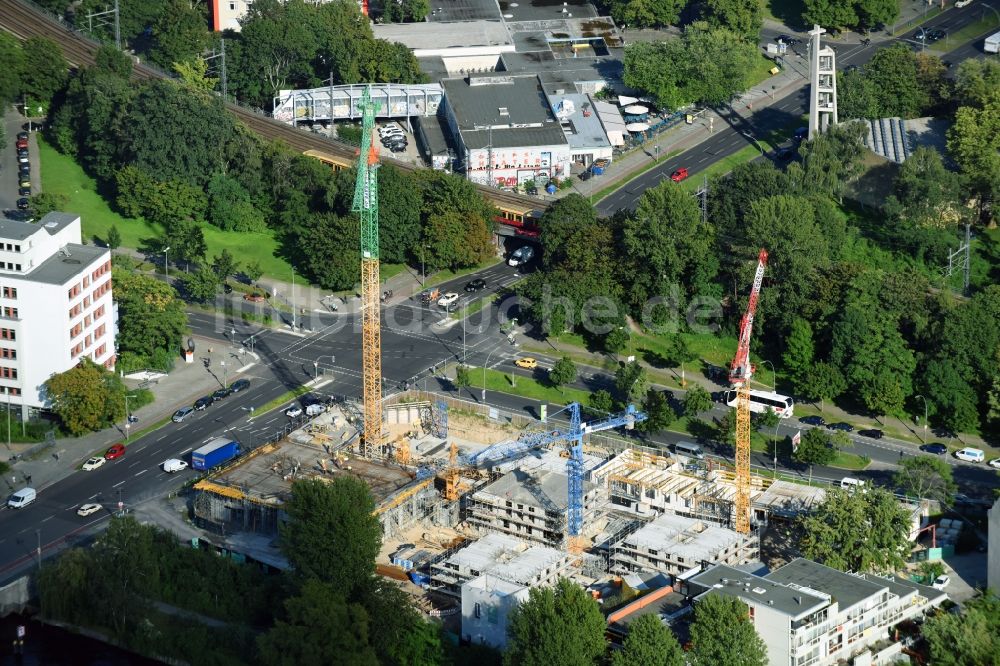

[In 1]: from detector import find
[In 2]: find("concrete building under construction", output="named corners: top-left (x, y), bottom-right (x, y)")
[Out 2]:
top-left (609, 512), bottom-right (758, 576)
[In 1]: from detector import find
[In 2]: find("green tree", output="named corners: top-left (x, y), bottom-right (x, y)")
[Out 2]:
top-left (30, 192), bottom-right (70, 218)
top-left (124, 79), bottom-right (237, 187)
top-left (423, 211), bottom-right (493, 270)
top-left (537, 194), bottom-right (598, 269)
top-left (641, 389), bottom-right (677, 433)
top-left (147, 0), bottom-right (210, 69)
top-left (793, 427), bottom-right (837, 466)
top-left (783, 318), bottom-right (815, 382)
top-left (837, 68), bottom-right (880, 120)
top-left (802, 0), bottom-right (858, 30)
top-left (953, 58), bottom-right (1000, 109)
top-left (799, 487), bottom-right (912, 573)
top-left (947, 97), bottom-right (1000, 217)
top-left (920, 358), bottom-right (980, 434)
top-left (112, 267), bottom-right (188, 361)
top-left (402, 0), bottom-right (431, 21)
top-left (114, 165), bottom-right (159, 218)
top-left (377, 165), bottom-right (422, 264)
top-left (623, 40), bottom-right (688, 110)
top-left (182, 267), bottom-right (222, 303)
top-left (257, 579), bottom-right (379, 666)
top-left (504, 578), bottom-right (606, 666)
top-left (163, 217), bottom-right (208, 269)
top-left (854, 0), bottom-right (899, 29)
top-left (279, 477), bottom-right (381, 594)
top-left (206, 172), bottom-right (266, 232)
top-left (683, 24), bottom-right (760, 106)
top-left (922, 593), bottom-right (1000, 666)
top-left (701, 0), bottom-right (763, 40)
top-left (106, 225), bottom-right (122, 251)
top-left (37, 548), bottom-right (97, 626)
top-left (173, 57), bottom-right (218, 93)
top-left (755, 407), bottom-right (779, 430)
top-left (243, 260), bottom-right (264, 285)
top-left (604, 328), bottom-right (630, 354)
top-left (615, 361), bottom-right (647, 403)
top-left (798, 361), bottom-right (846, 411)
top-left (94, 43), bottom-right (132, 78)
top-left (684, 385), bottom-right (713, 416)
top-left (0, 33), bottom-right (24, 105)
top-left (589, 389), bottom-right (614, 414)
top-left (549, 357), bottom-right (577, 389)
top-left (612, 612), bottom-right (685, 666)
top-left (689, 594), bottom-right (767, 666)
top-left (893, 456), bottom-right (957, 505)
top-left (20, 36), bottom-right (67, 104)
top-left (211, 249), bottom-right (239, 282)
top-left (627, 179), bottom-right (716, 309)
top-left (353, 578), bottom-right (445, 666)
top-left (864, 45), bottom-right (928, 119)
top-left (147, 179), bottom-right (208, 229)
top-left (44, 359), bottom-right (127, 436)
top-left (791, 121), bottom-right (867, 200)
top-left (885, 146), bottom-right (964, 229)
top-left (611, 0), bottom-right (686, 29)
top-left (299, 212), bottom-right (359, 290)
top-left (454, 364), bottom-right (472, 390)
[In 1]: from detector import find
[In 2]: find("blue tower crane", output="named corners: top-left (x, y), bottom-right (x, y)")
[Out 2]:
top-left (467, 403), bottom-right (646, 540)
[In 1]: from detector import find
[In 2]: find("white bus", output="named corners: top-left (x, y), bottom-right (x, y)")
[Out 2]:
top-left (725, 389), bottom-right (795, 418)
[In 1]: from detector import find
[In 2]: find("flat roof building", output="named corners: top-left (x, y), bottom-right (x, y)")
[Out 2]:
top-left (681, 559), bottom-right (948, 666)
top-left (440, 74), bottom-right (572, 188)
top-left (0, 213), bottom-right (115, 417)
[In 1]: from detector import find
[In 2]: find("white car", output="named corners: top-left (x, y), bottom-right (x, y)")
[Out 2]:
top-left (285, 405), bottom-right (304, 418)
top-left (82, 456), bottom-right (106, 471)
top-left (162, 458), bottom-right (188, 473)
top-left (508, 246), bottom-right (535, 266)
top-left (306, 403), bottom-right (326, 416)
top-left (931, 574), bottom-right (950, 590)
top-left (77, 503), bottom-right (103, 517)
top-left (989, 458), bottom-right (1000, 469)
top-left (378, 123), bottom-right (404, 137)
top-left (437, 292), bottom-right (460, 308)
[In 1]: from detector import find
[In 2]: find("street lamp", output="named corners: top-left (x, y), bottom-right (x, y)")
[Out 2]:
top-left (291, 265), bottom-right (297, 330)
top-left (761, 359), bottom-right (776, 392)
top-left (220, 361), bottom-right (227, 392)
top-left (482, 345), bottom-right (504, 402)
top-left (914, 394), bottom-right (928, 443)
top-left (314, 354), bottom-right (336, 379)
top-left (123, 392), bottom-right (138, 440)
top-left (163, 246), bottom-right (171, 278)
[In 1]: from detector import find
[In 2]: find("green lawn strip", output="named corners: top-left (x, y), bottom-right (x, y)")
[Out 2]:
top-left (590, 148), bottom-right (684, 203)
top-left (890, 6), bottom-right (946, 36)
top-left (453, 293), bottom-right (493, 320)
top-left (252, 385), bottom-right (314, 417)
top-left (678, 143), bottom-right (774, 192)
top-left (751, 432), bottom-right (870, 470)
top-left (469, 368), bottom-right (593, 406)
top-left (424, 259), bottom-right (503, 290)
top-left (935, 15), bottom-right (1000, 50)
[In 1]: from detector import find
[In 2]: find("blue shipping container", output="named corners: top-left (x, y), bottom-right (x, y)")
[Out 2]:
top-left (591, 165), bottom-right (604, 175)
top-left (192, 437), bottom-right (241, 470)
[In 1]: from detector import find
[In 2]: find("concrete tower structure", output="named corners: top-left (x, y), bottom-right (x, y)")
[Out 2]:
top-left (808, 25), bottom-right (838, 140)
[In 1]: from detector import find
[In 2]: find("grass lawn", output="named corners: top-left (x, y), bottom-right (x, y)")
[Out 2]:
top-left (37, 137), bottom-right (408, 285)
top-left (936, 14), bottom-right (1000, 49)
top-left (470, 368), bottom-right (593, 406)
top-left (424, 258), bottom-right (502, 290)
top-left (760, 0), bottom-right (805, 29)
top-left (678, 143), bottom-right (775, 192)
top-left (253, 385), bottom-right (313, 416)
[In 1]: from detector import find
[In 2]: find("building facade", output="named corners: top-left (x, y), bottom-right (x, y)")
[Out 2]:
top-left (0, 213), bottom-right (115, 418)
top-left (682, 559), bottom-right (947, 666)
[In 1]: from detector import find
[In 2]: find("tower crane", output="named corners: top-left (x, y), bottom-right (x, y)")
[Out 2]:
top-left (352, 87), bottom-right (383, 459)
top-left (467, 403), bottom-right (646, 547)
top-left (728, 248), bottom-right (768, 534)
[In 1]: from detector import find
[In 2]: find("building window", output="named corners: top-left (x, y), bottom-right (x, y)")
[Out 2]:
top-left (0, 367), bottom-right (17, 379)
top-left (230, 1), bottom-right (236, 8)
top-left (68, 284), bottom-right (81, 299)
top-left (95, 324), bottom-right (106, 339)
top-left (95, 343), bottom-right (107, 358)
top-left (2, 287), bottom-right (16, 299)
top-left (0, 348), bottom-right (15, 360)
top-left (2, 307), bottom-right (16, 319)
top-left (85, 335), bottom-right (92, 348)
top-left (474, 603), bottom-right (481, 618)
top-left (85, 315), bottom-right (92, 328)
top-left (94, 305), bottom-right (105, 318)
top-left (83, 276), bottom-right (90, 288)
top-left (71, 323), bottom-right (83, 339)
top-left (14, 265), bottom-right (20, 271)
top-left (0, 329), bottom-right (14, 341)
top-left (84, 296), bottom-right (91, 308)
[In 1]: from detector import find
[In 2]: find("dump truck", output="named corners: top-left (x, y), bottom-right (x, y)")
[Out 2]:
top-left (192, 437), bottom-right (241, 471)
top-left (986, 30), bottom-right (1000, 53)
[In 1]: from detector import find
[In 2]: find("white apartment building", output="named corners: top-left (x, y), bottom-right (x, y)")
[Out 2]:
top-left (682, 559), bottom-right (947, 666)
top-left (209, 0), bottom-right (365, 32)
top-left (0, 213), bottom-right (115, 418)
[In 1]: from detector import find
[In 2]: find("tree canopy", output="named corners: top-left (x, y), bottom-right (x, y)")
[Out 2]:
top-left (612, 612), bottom-right (685, 666)
top-left (44, 359), bottom-right (127, 436)
top-left (504, 578), bottom-right (606, 666)
top-left (689, 593), bottom-right (767, 666)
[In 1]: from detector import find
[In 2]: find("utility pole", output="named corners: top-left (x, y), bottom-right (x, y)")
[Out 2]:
top-left (86, 0), bottom-right (121, 50)
top-left (204, 38), bottom-right (228, 99)
top-left (944, 223), bottom-right (971, 295)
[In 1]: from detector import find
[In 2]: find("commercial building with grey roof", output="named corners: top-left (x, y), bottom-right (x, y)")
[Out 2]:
top-left (680, 558), bottom-right (948, 666)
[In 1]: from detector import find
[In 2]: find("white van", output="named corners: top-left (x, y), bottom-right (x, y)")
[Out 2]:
top-left (955, 447), bottom-right (985, 463)
top-left (840, 477), bottom-right (867, 492)
top-left (162, 458), bottom-right (188, 473)
top-left (673, 441), bottom-right (704, 460)
top-left (306, 403), bottom-right (326, 417)
top-left (7, 487), bottom-right (36, 508)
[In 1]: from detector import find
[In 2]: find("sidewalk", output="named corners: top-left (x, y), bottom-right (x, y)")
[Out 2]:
top-left (0, 336), bottom-right (259, 495)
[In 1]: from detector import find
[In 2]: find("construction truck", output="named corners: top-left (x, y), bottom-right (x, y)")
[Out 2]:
top-left (986, 30), bottom-right (1000, 53)
top-left (192, 437), bottom-right (241, 471)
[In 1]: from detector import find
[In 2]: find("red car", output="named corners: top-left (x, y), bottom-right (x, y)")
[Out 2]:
top-left (670, 168), bottom-right (689, 182)
top-left (105, 443), bottom-right (126, 460)
top-left (16, 139), bottom-right (28, 150)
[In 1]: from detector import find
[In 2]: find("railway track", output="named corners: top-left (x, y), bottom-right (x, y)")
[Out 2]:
top-left (0, 0), bottom-right (545, 214)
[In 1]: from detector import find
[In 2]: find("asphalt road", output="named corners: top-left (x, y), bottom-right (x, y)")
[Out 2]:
top-left (597, 7), bottom-right (999, 215)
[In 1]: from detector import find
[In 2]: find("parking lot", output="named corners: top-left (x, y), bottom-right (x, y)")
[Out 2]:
top-left (1, 109), bottom-right (33, 213)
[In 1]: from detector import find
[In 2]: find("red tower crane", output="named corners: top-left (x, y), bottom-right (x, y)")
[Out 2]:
top-left (729, 248), bottom-right (768, 534)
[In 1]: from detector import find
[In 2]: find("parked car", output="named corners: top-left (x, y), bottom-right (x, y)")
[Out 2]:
top-left (419, 288), bottom-right (441, 304)
top-left (18, 186), bottom-right (30, 197)
top-left (172, 406), bottom-right (195, 422)
top-left (799, 415), bottom-right (826, 426)
top-left (16, 198), bottom-right (29, 210)
top-left (212, 387), bottom-right (232, 401)
top-left (508, 246), bottom-right (535, 266)
top-left (827, 422), bottom-right (854, 432)
top-left (15, 138), bottom-right (28, 150)
top-left (955, 447), bottom-right (985, 462)
top-left (194, 396), bottom-right (214, 411)
top-left (437, 292), bottom-right (460, 308)
top-left (77, 503), bottom-right (103, 517)
top-left (16, 131), bottom-right (28, 141)
top-left (990, 458), bottom-right (1000, 470)
top-left (17, 154), bottom-right (29, 165)
top-left (306, 403), bottom-right (326, 416)
top-left (670, 167), bottom-right (689, 182)
top-left (775, 147), bottom-right (795, 162)
top-left (285, 405), bottom-right (304, 418)
top-left (82, 456), bottom-right (106, 471)
top-left (378, 123), bottom-right (404, 137)
top-left (514, 357), bottom-right (538, 369)
top-left (7, 488), bottom-right (36, 509)
top-left (794, 127), bottom-right (808, 141)
top-left (243, 293), bottom-right (266, 302)
top-left (104, 443), bottom-right (126, 460)
top-left (920, 442), bottom-right (948, 455)
top-left (777, 34), bottom-right (800, 45)
top-left (931, 574), bottom-right (950, 590)
top-left (858, 429), bottom-right (883, 439)
top-left (464, 278), bottom-right (486, 292)
top-left (230, 378), bottom-right (251, 393)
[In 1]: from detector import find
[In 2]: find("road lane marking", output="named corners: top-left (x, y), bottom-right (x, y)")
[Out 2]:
top-left (180, 448), bottom-right (192, 455)
top-left (89, 493), bottom-right (99, 500)
top-left (41, 515), bottom-right (54, 523)
top-left (112, 481), bottom-right (125, 488)
top-left (134, 470), bottom-right (147, 477)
